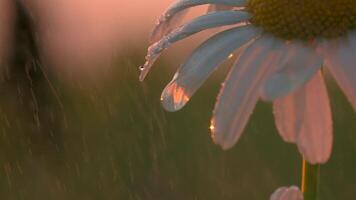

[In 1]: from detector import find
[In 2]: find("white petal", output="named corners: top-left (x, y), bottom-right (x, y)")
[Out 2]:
top-left (161, 26), bottom-right (260, 111)
top-left (322, 32), bottom-right (356, 110)
top-left (211, 35), bottom-right (282, 150)
top-left (271, 186), bottom-right (303, 200)
top-left (140, 11), bottom-right (251, 81)
top-left (150, 0), bottom-right (246, 43)
top-left (149, 9), bottom-right (190, 45)
top-left (261, 42), bottom-right (322, 101)
top-left (270, 187), bottom-right (288, 200)
top-left (207, 5), bottom-right (234, 13)
top-left (275, 72), bottom-right (333, 164)
top-left (273, 90), bottom-right (305, 143)
top-left (297, 73), bottom-right (333, 164)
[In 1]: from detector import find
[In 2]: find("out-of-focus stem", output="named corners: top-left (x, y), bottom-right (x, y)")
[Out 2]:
top-left (301, 160), bottom-right (320, 200)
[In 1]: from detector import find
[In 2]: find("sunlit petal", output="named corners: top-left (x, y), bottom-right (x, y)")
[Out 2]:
top-left (275, 72), bottom-right (332, 164)
top-left (207, 5), bottom-right (234, 13)
top-left (150, 9), bottom-right (190, 45)
top-left (140, 11), bottom-right (251, 81)
top-left (322, 31), bottom-right (356, 110)
top-left (261, 42), bottom-right (322, 101)
top-left (273, 89), bottom-right (304, 143)
top-left (150, 0), bottom-right (246, 43)
top-left (211, 35), bottom-right (282, 150)
top-left (161, 26), bottom-right (260, 111)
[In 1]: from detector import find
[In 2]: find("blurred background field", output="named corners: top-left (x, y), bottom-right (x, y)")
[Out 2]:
top-left (0, 1), bottom-right (355, 200)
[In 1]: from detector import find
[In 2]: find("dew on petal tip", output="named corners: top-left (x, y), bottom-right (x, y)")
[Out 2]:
top-left (210, 118), bottom-right (234, 150)
top-left (210, 119), bottom-right (217, 140)
top-left (139, 61), bottom-right (152, 81)
top-left (140, 40), bottom-right (167, 81)
top-left (161, 82), bottom-right (190, 112)
top-left (164, 13), bottom-right (171, 18)
top-left (209, 124), bottom-right (215, 132)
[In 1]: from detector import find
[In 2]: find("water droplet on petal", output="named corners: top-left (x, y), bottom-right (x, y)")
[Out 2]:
top-left (210, 119), bottom-right (217, 140)
top-left (140, 32), bottom-right (178, 81)
top-left (161, 81), bottom-right (190, 112)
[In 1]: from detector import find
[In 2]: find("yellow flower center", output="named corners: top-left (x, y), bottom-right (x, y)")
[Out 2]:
top-left (246, 0), bottom-right (356, 40)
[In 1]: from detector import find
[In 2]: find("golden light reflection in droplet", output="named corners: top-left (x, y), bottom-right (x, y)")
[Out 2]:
top-left (161, 82), bottom-right (191, 111)
top-left (210, 119), bottom-right (217, 141)
top-left (172, 84), bottom-right (190, 105)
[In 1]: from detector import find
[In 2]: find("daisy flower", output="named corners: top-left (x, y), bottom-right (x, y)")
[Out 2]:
top-left (140, 0), bottom-right (356, 164)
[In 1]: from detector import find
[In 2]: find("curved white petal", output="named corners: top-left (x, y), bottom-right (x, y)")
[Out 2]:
top-left (150, 0), bottom-right (246, 43)
top-left (160, 26), bottom-right (260, 111)
top-left (270, 187), bottom-right (288, 200)
top-left (207, 5), bottom-right (234, 13)
top-left (150, 9), bottom-right (189, 44)
top-left (270, 186), bottom-right (303, 200)
top-left (261, 42), bottom-right (323, 101)
top-left (322, 32), bottom-right (356, 110)
top-left (273, 90), bottom-right (305, 143)
top-left (297, 72), bottom-right (333, 164)
top-left (275, 72), bottom-right (332, 164)
top-left (140, 11), bottom-right (251, 81)
top-left (211, 35), bottom-right (282, 150)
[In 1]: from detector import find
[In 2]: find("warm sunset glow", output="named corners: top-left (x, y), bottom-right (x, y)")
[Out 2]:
top-left (17, 0), bottom-right (177, 76)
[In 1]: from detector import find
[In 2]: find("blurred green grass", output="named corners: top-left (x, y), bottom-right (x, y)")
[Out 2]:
top-left (0, 49), bottom-right (355, 200)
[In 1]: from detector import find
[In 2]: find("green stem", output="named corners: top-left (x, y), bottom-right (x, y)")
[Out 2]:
top-left (301, 160), bottom-right (320, 200)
